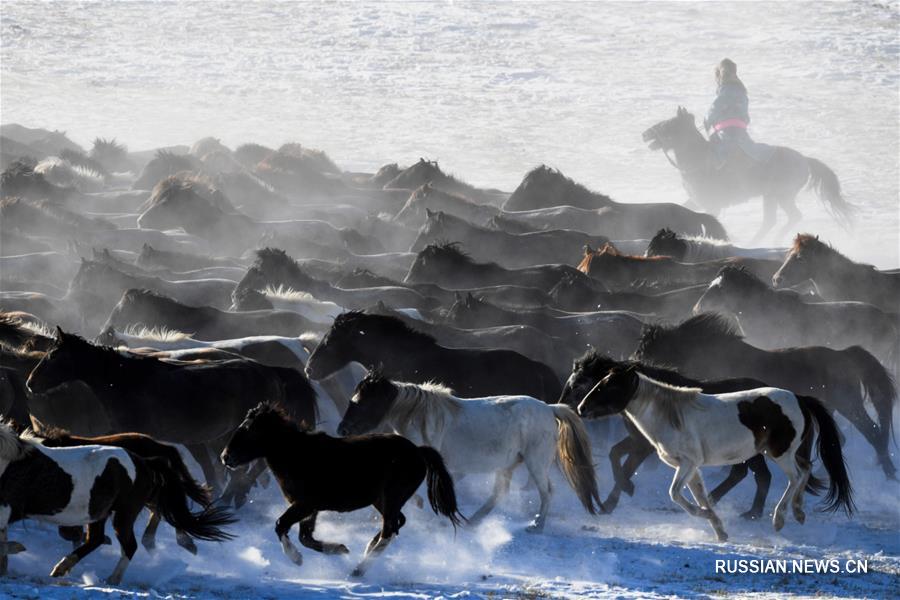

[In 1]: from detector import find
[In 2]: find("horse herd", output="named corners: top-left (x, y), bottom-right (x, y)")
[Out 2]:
top-left (0, 130), bottom-right (896, 584)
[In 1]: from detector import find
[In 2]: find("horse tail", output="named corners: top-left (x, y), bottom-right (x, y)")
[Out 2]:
top-left (157, 444), bottom-right (212, 507)
top-left (798, 395), bottom-right (855, 515)
top-left (144, 456), bottom-right (237, 542)
top-left (806, 157), bottom-right (856, 228)
top-left (551, 404), bottom-right (603, 515)
top-left (845, 345), bottom-right (897, 446)
top-left (418, 445), bottom-right (465, 528)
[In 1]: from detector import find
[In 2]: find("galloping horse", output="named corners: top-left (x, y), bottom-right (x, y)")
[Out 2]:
top-left (643, 107), bottom-right (854, 243)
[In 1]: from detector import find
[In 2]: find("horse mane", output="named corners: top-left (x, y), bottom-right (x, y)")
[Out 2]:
top-left (716, 265), bottom-right (770, 293)
top-left (252, 248), bottom-right (319, 285)
top-left (0, 313), bottom-right (53, 352)
top-left (642, 313), bottom-right (744, 348)
top-left (263, 285), bottom-right (317, 302)
top-left (122, 324), bottom-right (194, 342)
top-left (331, 311), bottom-right (436, 344)
top-left (144, 174), bottom-right (235, 214)
top-left (792, 233), bottom-right (870, 269)
top-left (388, 380), bottom-right (461, 443)
top-left (519, 165), bottom-right (613, 204)
top-left (634, 372), bottom-right (702, 429)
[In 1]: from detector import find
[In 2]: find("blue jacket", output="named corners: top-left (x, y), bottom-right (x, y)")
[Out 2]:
top-left (705, 81), bottom-right (750, 130)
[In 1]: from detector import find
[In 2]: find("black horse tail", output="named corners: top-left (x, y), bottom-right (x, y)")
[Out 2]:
top-left (846, 345), bottom-right (897, 446)
top-left (145, 457), bottom-right (237, 542)
top-left (806, 157), bottom-right (856, 228)
top-left (798, 395), bottom-right (855, 515)
top-left (551, 404), bottom-right (604, 514)
top-left (418, 446), bottom-right (465, 528)
top-left (156, 444), bottom-right (212, 507)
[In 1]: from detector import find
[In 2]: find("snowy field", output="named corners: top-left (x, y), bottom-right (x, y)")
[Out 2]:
top-left (1, 1), bottom-right (899, 598)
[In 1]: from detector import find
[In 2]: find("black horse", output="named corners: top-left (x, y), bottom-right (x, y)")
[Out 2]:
top-left (220, 402), bottom-right (464, 577)
top-left (233, 248), bottom-right (438, 311)
top-left (548, 273), bottom-right (706, 319)
top-left (444, 293), bottom-right (645, 361)
top-left (695, 265), bottom-right (899, 368)
top-left (26, 328), bottom-right (318, 493)
top-left (634, 314), bottom-right (897, 479)
top-left (643, 107), bottom-right (854, 243)
top-left (557, 351), bottom-right (826, 519)
top-left (104, 288), bottom-right (322, 341)
top-left (404, 242), bottom-right (600, 292)
top-left (305, 311), bottom-right (563, 402)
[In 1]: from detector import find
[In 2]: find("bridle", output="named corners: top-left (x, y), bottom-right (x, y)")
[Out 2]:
top-left (647, 121), bottom-right (710, 175)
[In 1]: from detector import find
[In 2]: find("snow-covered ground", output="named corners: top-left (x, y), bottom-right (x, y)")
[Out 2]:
top-left (1, 1), bottom-right (898, 598)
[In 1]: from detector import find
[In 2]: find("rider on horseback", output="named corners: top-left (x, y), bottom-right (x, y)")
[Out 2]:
top-left (704, 59), bottom-right (773, 170)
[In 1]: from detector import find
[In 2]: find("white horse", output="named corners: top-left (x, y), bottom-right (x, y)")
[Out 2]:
top-left (337, 370), bottom-right (603, 532)
top-left (578, 367), bottom-right (854, 541)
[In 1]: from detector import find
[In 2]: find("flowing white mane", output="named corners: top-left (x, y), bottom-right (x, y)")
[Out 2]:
top-left (388, 381), bottom-right (461, 445)
top-left (263, 284), bottom-right (317, 302)
top-left (123, 324), bottom-right (194, 342)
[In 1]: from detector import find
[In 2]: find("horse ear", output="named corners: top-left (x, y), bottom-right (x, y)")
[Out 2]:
top-left (55, 326), bottom-right (65, 340)
top-left (583, 244), bottom-right (594, 255)
top-left (425, 207), bottom-right (434, 217)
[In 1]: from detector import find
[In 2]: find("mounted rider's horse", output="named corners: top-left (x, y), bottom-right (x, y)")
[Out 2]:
top-left (643, 107), bottom-right (854, 243)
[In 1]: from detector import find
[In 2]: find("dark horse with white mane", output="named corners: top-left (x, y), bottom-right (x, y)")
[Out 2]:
top-left (643, 107), bottom-right (854, 243)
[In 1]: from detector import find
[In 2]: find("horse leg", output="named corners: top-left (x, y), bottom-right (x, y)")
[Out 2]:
top-left (608, 434), bottom-right (638, 495)
top-left (351, 508), bottom-right (405, 577)
top-left (187, 443), bottom-right (223, 496)
top-left (687, 472), bottom-right (728, 542)
top-left (708, 462), bottom-right (747, 506)
top-left (221, 460), bottom-right (267, 508)
top-left (775, 196), bottom-right (802, 243)
top-left (0, 506), bottom-right (25, 577)
top-left (749, 195), bottom-right (778, 245)
top-left (298, 511), bottom-right (349, 555)
top-left (275, 502), bottom-right (309, 566)
top-left (140, 511), bottom-right (161, 551)
top-left (791, 453), bottom-right (812, 525)
top-left (50, 519), bottom-right (107, 578)
top-left (771, 455), bottom-right (801, 532)
top-left (841, 405), bottom-right (895, 479)
top-left (743, 455), bottom-right (771, 520)
top-left (469, 464), bottom-right (517, 525)
top-left (523, 453), bottom-right (553, 533)
top-left (604, 438), bottom-right (654, 512)
top-left (668, 463), bottom-right (704, 518)
top-left (106, 501), bottom-right (143, 585)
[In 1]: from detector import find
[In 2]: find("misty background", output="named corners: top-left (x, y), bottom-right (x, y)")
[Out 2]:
top-left (3, 2), bottom-right (897, 265)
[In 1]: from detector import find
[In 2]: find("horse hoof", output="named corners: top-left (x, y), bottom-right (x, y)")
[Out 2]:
top-left (794, 510), bottom-right (806, 525)
top-left (525, 523), bottom-right (543, 534)
top-left (325, 544), bottom-right (350, 555)
top-left (773, 517), bottom-right (785, 532)
top-left (1, 541), bottom-right (25, 555)
top-left (716, 531), bottom-right (729, 543)
top-left (622, 481), bottom-right (635, 497)
top-left (103, 535), bottom-right (112, 545)
top-left (740, 510), bottom-right (762, 521)
top-left (141, 537), bottom-right (156, 552)
top-left (350, 567), bottom-right (365, 578)
top-left (50, 556), bottom-right (77, 578)
top-left (178, 538), bottom-right (198, 555)
top-left (105, 574), bottom-right (123, 586)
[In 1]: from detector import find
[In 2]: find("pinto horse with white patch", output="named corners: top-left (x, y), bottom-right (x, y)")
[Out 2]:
top-left (0, 422), bottom-right (235, 583)
top-left (577, 367), bottom-right (853, 541)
